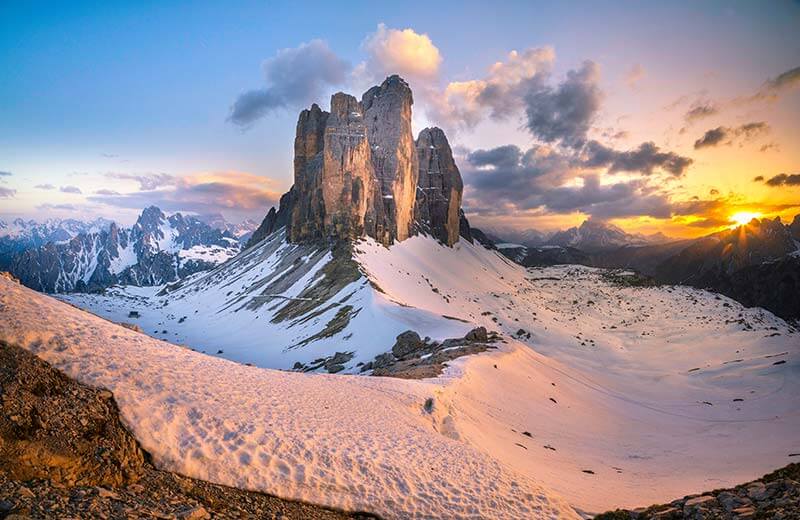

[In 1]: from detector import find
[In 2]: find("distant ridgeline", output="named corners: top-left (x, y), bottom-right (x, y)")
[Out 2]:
top-left (3, 207), bottom-right (248, 293)
top-left (247, 75), bottom-right (472, 249)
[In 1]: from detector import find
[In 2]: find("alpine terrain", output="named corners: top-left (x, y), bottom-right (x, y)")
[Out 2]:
top-left (1, 75), bottom-right (797, 519)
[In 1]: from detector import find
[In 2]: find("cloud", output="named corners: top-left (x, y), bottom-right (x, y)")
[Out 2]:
top-left (625, 64), bottom-right (645, 88)
top-left (762, 173), bottom-right (800, 187)
top-left (35, 183), bottom-right (56, 190)
top-left (0, 187), bottom-right (15, 198)
top-left (524, 60), bottom-right (603, 147)
top-left (693, 121), bottom-right (769, 149)
top-left (750, 65), bottom-right (800, 101)
top-left (361, 24), bottom-right (442, 82)
top-left (426, 47), bottom-right (554, 131)
top-left (89, 171), bottom-right (283, 216)
top-left (60, 185), bottom-right (83, 194)
top-left (101, 153), bottom-right (118, 158)
top-left (0, 171), bottom-right (12, 177)
top-left (94, 188), bottom-right (120, 195)
top-left (753, 175), bottom-right (765, 182)
top-left (539, 176), bottom-right (673, 219)
top-left (228, 39), bottom-right (350, 127)
top-left (684, 101), bottom-right (718, 122)
top-left (104, 172), bottom-right (175, 190)
top-left (36, 203), bottom-right (77, 211)
top-left (760, 143), bottom-right (779, 153)
top-left (584, 140), bottom-right (693, 176)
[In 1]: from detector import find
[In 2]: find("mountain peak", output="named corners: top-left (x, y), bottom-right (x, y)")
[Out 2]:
top-left (258, 75), bottom-right (463, 249)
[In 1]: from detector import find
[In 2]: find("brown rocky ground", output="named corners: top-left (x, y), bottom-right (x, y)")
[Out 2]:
top-left (0, 340), bottom-right (378, 520)
top-left (596, 463), bottom-right (800, 519)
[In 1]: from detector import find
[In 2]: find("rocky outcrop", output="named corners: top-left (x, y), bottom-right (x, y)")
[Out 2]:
top-left (415, 127), bottom-right (464, 246)
top-left (246, 189), bottom-right (296, 248)
top-left (285, 76), bottom-right (419, 246)
top-left (596, 463), bottom-right (800, 520)
top-left (250, 75), bottom-right (471, 249)
top-left (271, 75), bottom-right (476, 249)
top-left (363, 75), bottom-right (419, 244)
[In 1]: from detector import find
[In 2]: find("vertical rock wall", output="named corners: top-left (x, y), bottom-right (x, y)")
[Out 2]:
top-left (256, 75), bottom-right (466, 248)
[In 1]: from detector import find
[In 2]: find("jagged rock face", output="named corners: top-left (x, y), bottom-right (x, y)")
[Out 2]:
top-left (251, 76), bottom-right (467, 249)
top-left (289, 104), bottom-right (329, 242)
top-left (246, 189), bottom-right (296, 249)
top-left (415, 127), bottom-right (464, 246)
top-left (286, 76), bottom-right (420, 246)
top-left (363, 75), bottom-right (419, 243)
top-left (8, 206), bottom-right (239, 293)
top-left (320, 93), bottom-right (376, 241)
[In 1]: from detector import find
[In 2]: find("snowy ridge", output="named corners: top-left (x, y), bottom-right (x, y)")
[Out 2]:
top-left (0, 274), bottom-right (578, 519)
top-left (48, 233), bottom-right (800, 513)
top-left (61, 230), bottom-right (469, 370)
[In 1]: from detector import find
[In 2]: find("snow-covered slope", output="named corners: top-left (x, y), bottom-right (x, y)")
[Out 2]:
top-left (60, 229), bottom-right (470, 370)
top-left (56, 232), bottom-right (800, 513)
top-left (0, 273), bottom-right (578, 519)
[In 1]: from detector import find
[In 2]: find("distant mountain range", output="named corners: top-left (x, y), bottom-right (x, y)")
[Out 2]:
top-left (483, 219), bottom-right (671, 252)
top-left (481, 215), bottom-right (800, 321)
top-left (2, 207), bottom-right (258, 293)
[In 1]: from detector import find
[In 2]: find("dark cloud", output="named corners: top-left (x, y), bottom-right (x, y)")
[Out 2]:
top-left (539, 176), bottom-right (673, 219)
top-left (762, 65), bottom-right (800, 96)
top-left (463, 144), bottom-right (679, 220)
top-left (760, 143), bottom-right (779, 153)
top-left (584, 140), bottom-right (693, 176)
top-left (0, 187), bottom-right (16, 198)
top-left (0, 171), bottom-right (12, 177)
top-left (105, 172), bottom-right (175, 191)
top-left (228, 39), bottom-right (349, 127)
top-left (35, 184), bottom-right (56, 190)
top-left (59, 185), bottom-right (83, 194)
top-left (524, 60), bottom-right (603, 147)
top-left (693, 127), bottom-right (727, 149)
top-left (753, 175), bottom-right (764, 182)
top-left (763, 173), bottom-right (800, 187)
top-left (684, 101), bottom-right (718, 122)
top-left (694, 121), bottom-right (769, 149)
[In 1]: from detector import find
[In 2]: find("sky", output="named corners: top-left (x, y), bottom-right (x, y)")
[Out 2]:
top-left (1, 0), bottom-right (799, 237)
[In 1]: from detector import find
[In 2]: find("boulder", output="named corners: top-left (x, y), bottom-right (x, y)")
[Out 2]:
top-left (465, 326), bottom-right (488, 342)
top-left (392, 330), bottom-right (424, 359)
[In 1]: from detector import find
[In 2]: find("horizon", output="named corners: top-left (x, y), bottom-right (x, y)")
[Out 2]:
top-left (1, 1), bottom-right (799, 237)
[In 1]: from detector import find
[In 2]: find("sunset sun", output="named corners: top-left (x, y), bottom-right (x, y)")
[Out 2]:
top-left (729, 211), bottom-right (762, 227)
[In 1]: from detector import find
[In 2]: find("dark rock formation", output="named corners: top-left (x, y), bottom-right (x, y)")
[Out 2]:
top-left (286, 76), bottom-right (420, 246)
top-left (458, 210), bottom-right (474, 244)
top-left (392, 330), bottom-right (424, 359)
top-left (246, 189), bottom-right (296, 248)
top-left (596, 463), bottom-right (800, 520)
top-left (415, 127), bottom-right (464, 246)
top-left (364, 327), bottom-right (502, 379)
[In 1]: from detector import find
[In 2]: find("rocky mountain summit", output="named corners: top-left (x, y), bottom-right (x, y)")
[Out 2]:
top-left (0, 217), bottom-right (114, 269)
top-left (8, 206), bottom-right (241, 293)
top-left (249, 75), bottom-right (467, 249)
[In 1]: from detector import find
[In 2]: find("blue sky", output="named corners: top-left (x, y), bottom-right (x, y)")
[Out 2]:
top-left (1, 1), bottom-right (798, 235)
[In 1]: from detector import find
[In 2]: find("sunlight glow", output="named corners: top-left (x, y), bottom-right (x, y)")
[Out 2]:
top-left (729, 211), bottom-right (762, 227)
